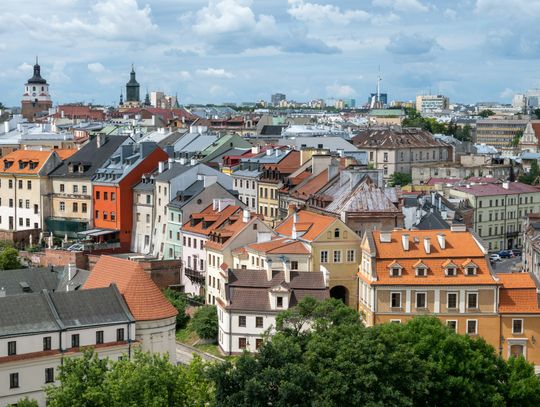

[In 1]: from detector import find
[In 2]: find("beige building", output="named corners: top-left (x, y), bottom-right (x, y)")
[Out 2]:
top-left (415, 94), bottom-right (449, 113)
top-left (352, 128), bottom-right (453, 180)
top-left (275, 208), bottom-right (362, 307)
top-left (448, 182), bottom-right (540, 251)
top-left (476, 118), bottom-right (528, 149)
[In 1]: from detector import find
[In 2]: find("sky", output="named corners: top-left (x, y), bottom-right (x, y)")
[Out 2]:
top-left (2, 0), bottom-right (540, 107)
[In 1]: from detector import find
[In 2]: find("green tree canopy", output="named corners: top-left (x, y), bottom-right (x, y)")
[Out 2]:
top-left (519, 160), bottom-right (540, 185)
top-left (388, 172), bottom-right (412, 187)
top-left (210, 298), bottom-right (540, 407)
top-left (0, 247), bottom-right (22, 270)
top-left (163, 288), bottom-right (190, 329)
top-left (46, 350), bottom-right (214, 407)
top-left (478, 109), bottom-right (496, 118)
top-left (191, 305), bottom-right (218, 340)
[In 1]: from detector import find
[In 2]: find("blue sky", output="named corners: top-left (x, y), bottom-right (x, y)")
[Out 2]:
top-left (2, 0), bottom-right (540, 106)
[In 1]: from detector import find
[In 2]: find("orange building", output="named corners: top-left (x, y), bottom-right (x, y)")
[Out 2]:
top-left (90, 142), bottom-right (168, 249)
top-left (359, 227), bottom-right (501, 347)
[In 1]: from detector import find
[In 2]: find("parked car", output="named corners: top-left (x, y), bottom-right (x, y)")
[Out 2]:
top-left (67, 243), bottom-right (84, 251)
top-left (499, 250), bottom-right (513, 258)
top-left (511, 249), bottom-right (522, 257)
top-left (490, 254), bottom-right (502, 262)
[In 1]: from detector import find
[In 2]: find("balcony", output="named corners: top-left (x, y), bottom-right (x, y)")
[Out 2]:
top-left (506, 231), bottom-right (519, 238)
top-left (184, 267), bottom-right (205, 285)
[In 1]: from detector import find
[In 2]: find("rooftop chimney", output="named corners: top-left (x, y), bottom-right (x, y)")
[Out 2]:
top-left (423, 237), bottom-right (431, 254)
top-left (437, 233), bottom-right (446, 250)
top-left (402, 234), bottom-right (409, 251)
top-left (243, 209), bottom-right (250, 223)
top-left (283, 260), bottom-right (291, 283)
top-left (0, 287), bottom-right (5, 298)
top-left (190, 158), bottom-right (197, 166)
top-left (158, 161), bottom-right (165, 173)
top-left (450, 223), bottom-right (467, 232)
top-left (179, 157), bottom-right (187, 165)
top-left (502, 181), bottom-right (509, 190)
top-left (67, 263), bottom-right (75, 281)
top-left (266, 148), bottom-right (274, 156)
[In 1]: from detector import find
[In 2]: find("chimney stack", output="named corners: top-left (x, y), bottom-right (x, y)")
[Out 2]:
top-left (379, 231), bottom-right (392, 243)
top-left (437, 233), bottom-right (446, 250)
top-left (423, 237), bottom-right (431, 254)
top-left (502, 181), bottom-right (509, 190)
top-left (402, 234), bottom-right (409, 251)
top-left (243, 209), bottom-right (250, 223)
top-left (283, 260), bottom-right (290, 283)
top-left (158, 161), bottom-right (165, 173)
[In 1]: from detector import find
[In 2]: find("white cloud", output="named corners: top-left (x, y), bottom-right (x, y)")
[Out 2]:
top-left (500, 88), bottom-right (515, 99)
top-left (20, 0), bottom-right (157, 42)
top-left (386, 32), bottom-right (440, 55)
top-left (17, 63), bottom-right (33, 73)
top-left (190, 0), bottom-right (276, 36)
top-left (87, 62), bottom-right (106, 73)
top-left (178, 71), bottom-right (192, 80)
top-left (444, 8), bottom-right (457, 20)
top-left (475, 0), bottom-right (540, 17)
top-left (372, 0), bottom-right (428, 13)
top-left (196, 68), bottom-right (235, 78)
top-left (326, 84), bottom-right (356, 97)
top-left (287, 0), bottom-right (370, 24)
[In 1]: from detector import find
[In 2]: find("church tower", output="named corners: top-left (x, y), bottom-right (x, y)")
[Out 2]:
top-left (21, 57), bottom-right (52, 122)
top-left (125, 64), bottom-right (140, 106)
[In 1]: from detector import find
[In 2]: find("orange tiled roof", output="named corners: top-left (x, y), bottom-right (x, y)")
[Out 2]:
top-left (372, 230), bottom-right (485, 259)
top-left (247, 237), bottom-right (310, 255)
top-left (290, 169), bottom-right (330, 199)
top-left (182, 204), bottom-right (241, 236)
top-left (1, 150), bottom-right (52, 174)
top-left (499, 283), bottom-right (540, 314)
top-left (370, 258), bottom-right (497, 286)
top-left (205, 213), bottom-right (260, 251)
top-left (275, 209), bottom-right (337, 242)
top-left (54, 149), bottom-right (78, 160)
top-left (83, 256), bottom-right (178, 321)
top-left (497, 273), bottom-right (537, 288)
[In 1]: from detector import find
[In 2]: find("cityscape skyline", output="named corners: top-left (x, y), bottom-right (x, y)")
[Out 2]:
top-left (2, 0), bottom-right (540, 106)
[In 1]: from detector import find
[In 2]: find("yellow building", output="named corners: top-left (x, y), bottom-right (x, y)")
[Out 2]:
top-left (275, 208), bottom-right (361, 307)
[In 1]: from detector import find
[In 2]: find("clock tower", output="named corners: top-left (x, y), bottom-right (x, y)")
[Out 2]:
top-left (21, 57), bottom-right (52, 122)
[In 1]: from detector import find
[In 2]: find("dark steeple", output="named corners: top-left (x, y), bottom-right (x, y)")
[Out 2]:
top-left (27, 57), bottom-right (47, 85)
top-left (125, 64), bottom-right (140, 102)
top-left (144, 88), bottom-right (151, 106)
top-left (174, 93), bottom-right (180, 108)
top-left (119, 89), bottom-right (124, 106)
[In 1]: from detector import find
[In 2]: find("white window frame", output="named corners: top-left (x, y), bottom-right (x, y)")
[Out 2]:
top-left (390, 291), bottom-right (402, 308)
top-left (466, 292), bottom-right (478, 309)
top-left (464, 264), bottom-right (477, 276)
top-left (512, 318), bottom-right (524, 334)
top-left (333, 250), bottom-right (342, 263)
top-left (416, 292), bottom-right (427, 309)
top-left (446, 320), bottom-right (458, 332)
top-left (466, 319), bottom-right (478, 335)
top-left (445, 266), bottom-right (457, 276)
top-left (390, 266), bottom-right (402, 277)
top-left (346, 249), bottom-right (355, 262)
top-left (416, 267), bottom-right (427, 277)
top-left (447, 292), bottom-right (458, 309)
top-left (320, 250), bottom-right (328, 263)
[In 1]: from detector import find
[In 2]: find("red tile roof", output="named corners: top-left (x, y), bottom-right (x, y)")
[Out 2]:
top-left (247, 237), bottom-right (310, 255)
top-left (452, 182), bottom-right (540, 196)
top-left (83, 256), bottom-right (177, 321)
top-left (275, 209), bottom-right (337, 242)
top-left (499, 274), bottom-right (540, 314)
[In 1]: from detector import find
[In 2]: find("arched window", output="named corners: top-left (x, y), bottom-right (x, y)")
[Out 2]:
top-left (334, 228), bottom-right (340, 238)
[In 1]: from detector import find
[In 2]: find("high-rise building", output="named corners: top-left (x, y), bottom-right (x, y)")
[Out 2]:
top-left (271, 93), bottom-right (286, 106)
top-left (21, 58), bottom-right (52, 122)
top-left (369, 93), bottom-right (387, 106)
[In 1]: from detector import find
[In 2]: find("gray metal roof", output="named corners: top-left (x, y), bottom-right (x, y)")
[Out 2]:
top-left (154, 162), bottom-right (196, 181)
top-left (0, 267), bottom-right (61, 296)
top-left (0, 285), bottom-right (134, 337)
top-left (50, 286), bottom-right (134, 328)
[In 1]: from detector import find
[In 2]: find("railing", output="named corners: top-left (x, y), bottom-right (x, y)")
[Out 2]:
top-left (184, 267), bottom-right (205, 285)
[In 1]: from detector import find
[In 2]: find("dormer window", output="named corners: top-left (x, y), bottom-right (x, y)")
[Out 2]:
top-left (276, 296), bottom-right (283, 308)
top-left (442, 260), bottom-right (458, 276)
top-left (388, 261), bottom-right (402, 277)
top-left (29, 162), bottom-right (37, 170)
top-left (413, 260), bottom-right (428, 277)
top-left (446, 267), bottom-right (456, 276)
top-left (18, 161), bottom-right (26, 170)
top-left (462, 259), bottom-right (478, 276)
top-left (334, 228), bottom-right (340, 238)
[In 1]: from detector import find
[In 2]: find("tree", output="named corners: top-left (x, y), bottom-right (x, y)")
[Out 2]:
top-left (533, 108), bottom-right (540, 120)
top-left (46, 349), bottom-right (214, 407)
top-left (210, 298), bottom-right (540, 407)
top-left (479, 109), bottom-right (496, 118)
top-left (519, 160), bottom-right (540, 185)
top-left (0, 102), bottom-right (5, 110)
top-left (163, 288), bottom-right (190, 329)
top-left (8, 398), bottom-right (38, 406)
top-left (388, 172), bottom-right (412, 187)
top-left (455, 124), bottom-right (472, 142)
top-left (510, 130), bottom-right (523, 147)
top-left (191, 305), bottom-right (218, 340)
top-left (0, 247), bottom-right (22, 270)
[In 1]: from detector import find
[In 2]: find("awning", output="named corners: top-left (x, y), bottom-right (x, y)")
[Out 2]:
top-left (77, 228), bottom-right (118, 237)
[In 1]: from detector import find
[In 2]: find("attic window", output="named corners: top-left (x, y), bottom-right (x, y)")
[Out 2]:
top-left (18, 161), bottom-right (26, 170)
top-left (29, 162), bottom-right (38, 170)
top-left (446, 267), bottom-right (457, 276)
top-left (78, 165), bottom-right (84, 173)
top-left (4, 161), bottom-right (12, 169)
top-left (416, 267), bottom-right (427, 277)
top-left (391, 267), bottom-right (401, 277)
top-left (466, 266), bottom-right (476, 276)
top-left (334, 228), bottom-right (340, 238)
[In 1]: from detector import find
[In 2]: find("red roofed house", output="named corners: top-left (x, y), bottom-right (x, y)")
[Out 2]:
top-left (84, 255), bottom-right (178, 363)
top-left (275, 208), bottom-right (361, 307)
top-left (359, 227), bottom-right (502, 350)
top-left (499, 273), bottom-right (540, 371)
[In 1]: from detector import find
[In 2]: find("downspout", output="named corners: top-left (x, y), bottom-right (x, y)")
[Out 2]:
top-left (229, 308), bottom-right (232, 356)
top-left (128, 321), bottom-right (132, 359)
